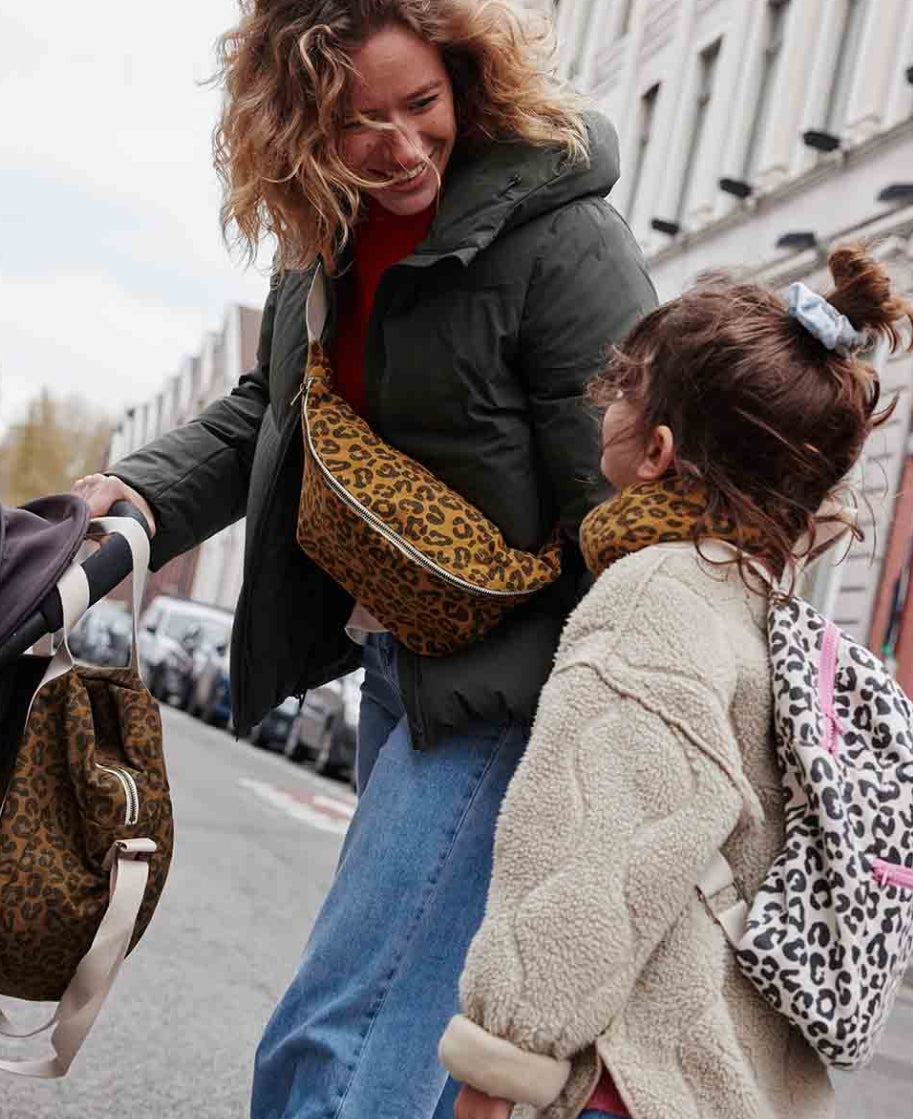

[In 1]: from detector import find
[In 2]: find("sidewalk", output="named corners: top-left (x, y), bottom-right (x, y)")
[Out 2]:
top-left (833, 988), bottom-right (913, 1117)
top-left (876, 983), bottom-right (913, 1067)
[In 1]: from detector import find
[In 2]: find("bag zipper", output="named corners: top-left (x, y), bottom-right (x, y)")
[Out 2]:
top-left (873, 858), bottom-right (913, 891)
top-left (300, 377), bottom-right (550, 600)
top-left (97, 765), bottom-right (140, 826)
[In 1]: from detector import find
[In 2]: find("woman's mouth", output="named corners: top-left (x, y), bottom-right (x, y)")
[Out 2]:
top-left (377, 157), bottom-right (434, 193)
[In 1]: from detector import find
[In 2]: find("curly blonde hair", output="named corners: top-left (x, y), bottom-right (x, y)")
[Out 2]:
top-left (212, 0), bottom-right (588, 271)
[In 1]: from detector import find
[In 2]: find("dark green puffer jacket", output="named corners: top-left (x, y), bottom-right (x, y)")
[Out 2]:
top-left (112, 112), bottom-right (657, 746)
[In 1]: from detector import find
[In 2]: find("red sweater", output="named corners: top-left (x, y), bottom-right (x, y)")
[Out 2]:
top-left (588, 1068), bottom-right (629, 1115)
top-left (330, 198), bottom-right (435, 418)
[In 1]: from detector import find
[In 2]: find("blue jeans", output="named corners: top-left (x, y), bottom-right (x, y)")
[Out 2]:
top-left (579, 1113), bottom-right (626, 1118)
top-left (252, 634), bottom-right (529, 1119)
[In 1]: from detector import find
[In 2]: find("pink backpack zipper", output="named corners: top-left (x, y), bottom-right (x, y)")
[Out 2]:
top-left (873, 859), bottom-right (913, 890)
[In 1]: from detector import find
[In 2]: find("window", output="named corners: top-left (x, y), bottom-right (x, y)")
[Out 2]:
top-left (742, 0), bottom-right (790, 179)
top-left (677, 39), bottom-right (722, 220)
top-left (628, 82), bottom-right (660, 219)
top-left (824, 0), bottom-right (868, 134)
top-left (569, 1), bottom-right (601, 83)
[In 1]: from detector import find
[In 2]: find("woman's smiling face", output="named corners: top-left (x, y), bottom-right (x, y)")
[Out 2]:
top-left (340, 24), bottom-right (457, 216)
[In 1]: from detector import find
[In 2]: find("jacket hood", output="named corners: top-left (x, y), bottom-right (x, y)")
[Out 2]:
top-left (408, 111), bottom-right (620, 267)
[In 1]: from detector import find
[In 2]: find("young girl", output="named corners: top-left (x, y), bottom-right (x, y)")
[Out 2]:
top-left (439, 244), bottom-right (913, 1119)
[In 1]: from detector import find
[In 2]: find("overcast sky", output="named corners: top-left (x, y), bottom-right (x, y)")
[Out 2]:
top-left (0, 0), bottom-right (270, 432)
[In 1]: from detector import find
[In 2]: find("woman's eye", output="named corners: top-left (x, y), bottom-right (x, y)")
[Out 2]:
top-left (343, 110), bottom-right (382, 131)
top-left (409, 95), bottom-right (437, 112)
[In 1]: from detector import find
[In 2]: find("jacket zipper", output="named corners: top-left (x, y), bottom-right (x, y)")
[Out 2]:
top-left (301, 378), bottom-right (544, 600)
top-left (97, 765), bottom-right (140, 826)
top-left (873, 858), bottom-right (913, 890)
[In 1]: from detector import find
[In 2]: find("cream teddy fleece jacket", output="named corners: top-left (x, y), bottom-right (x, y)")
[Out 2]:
top-left (439, 543), bottom-right (834, 1119)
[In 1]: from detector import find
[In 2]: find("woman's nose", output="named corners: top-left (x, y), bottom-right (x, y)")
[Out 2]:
top-left (385, 122), bottom-right (422, 167)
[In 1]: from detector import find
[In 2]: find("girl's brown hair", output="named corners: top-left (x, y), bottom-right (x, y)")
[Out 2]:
top-left (212, 0), bottom-right (588, 271)
top-left (589, 245), bottom-right (913, 589)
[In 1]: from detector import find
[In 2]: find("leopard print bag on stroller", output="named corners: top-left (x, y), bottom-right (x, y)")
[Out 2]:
top-left (0, 496), bottom-right (172, 1078)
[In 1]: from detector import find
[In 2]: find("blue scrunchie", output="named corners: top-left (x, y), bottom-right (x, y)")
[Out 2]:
top-left (786, 282), bottom-right (867, 355)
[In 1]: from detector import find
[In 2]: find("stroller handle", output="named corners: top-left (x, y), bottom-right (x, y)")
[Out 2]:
top-left (0, 502), bottom-right (153, 670)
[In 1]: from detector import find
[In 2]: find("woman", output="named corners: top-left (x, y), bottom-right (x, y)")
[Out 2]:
top-left (74, 2), bottom-right (656, 1116)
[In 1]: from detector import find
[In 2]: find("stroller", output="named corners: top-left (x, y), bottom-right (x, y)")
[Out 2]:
top-left (0, 495), bottom-right (173, 1078)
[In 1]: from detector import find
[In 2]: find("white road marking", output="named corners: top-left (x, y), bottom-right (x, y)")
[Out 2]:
top-left (312, 793), bottom-right (355, 819)
top-left (237, 778), bottom-right (353, 836)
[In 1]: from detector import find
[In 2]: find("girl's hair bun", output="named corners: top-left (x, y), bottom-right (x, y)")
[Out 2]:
top-left (587, 241), bottom-right (912, 591)
top-left (827, 244), bottom-right (913, 353)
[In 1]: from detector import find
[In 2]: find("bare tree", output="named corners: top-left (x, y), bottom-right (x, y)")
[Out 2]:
top-left (0, 390), bottom-right (110, 506)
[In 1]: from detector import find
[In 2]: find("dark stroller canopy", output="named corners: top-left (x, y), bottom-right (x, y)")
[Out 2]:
top-left (0, 495), bottom-right (89, 648)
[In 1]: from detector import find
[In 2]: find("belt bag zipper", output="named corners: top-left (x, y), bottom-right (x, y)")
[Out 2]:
top-left (301, 377), bottom-right (544, 601)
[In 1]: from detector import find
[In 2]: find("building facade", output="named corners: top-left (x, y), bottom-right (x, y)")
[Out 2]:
top-left (106, 302), bottom-right (262, 611)
top-left (108, 1), bottom-right (913, 661)
top-left (551, 0), bottom-right (913, 659)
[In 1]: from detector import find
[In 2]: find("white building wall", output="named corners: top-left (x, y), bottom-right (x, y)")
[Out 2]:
top-left (222, 305), bottom-right (244, 392)
top-left (188, 302), bottom-right (259, 611)
top-left (197, 333), bottom-right (222, 415)
top-left (833, 338), bottom-right (913, 640)
top-left (554, 0), bottom-right (913, 643)
top-left (107, 3), bottom-right (913, 635)
top-left (106, 301), bottom-right (261, 613)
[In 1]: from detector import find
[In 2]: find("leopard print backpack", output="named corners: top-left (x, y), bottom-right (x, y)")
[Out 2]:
top-left (0, 516), bottom-right (172, 1078)
top-left (296, 340), bottom-right (562, 657)
top-left (700, 591), bottom-right (913, 1070)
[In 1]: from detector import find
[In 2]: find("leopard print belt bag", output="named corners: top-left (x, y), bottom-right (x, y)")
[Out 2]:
top-left (296, 342), bottom-right (562, 657)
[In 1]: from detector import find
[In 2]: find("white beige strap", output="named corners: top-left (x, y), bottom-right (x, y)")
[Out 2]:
top-left (0, 839), bottom-right (156, 1077)
top-left (696, 850), bottom-right (749, 945)
top-left (25, 514), bottom-right (150, 719)
top-left (306, 261), bottom-right (328, 343)
top-left (19, 563), bottom-right (93, 733)
top-left (87, 515), bottom-right (151, 671)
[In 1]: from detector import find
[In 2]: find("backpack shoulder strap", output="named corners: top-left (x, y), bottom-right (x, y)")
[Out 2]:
top-left (696, 851), bottom-right (749, 944)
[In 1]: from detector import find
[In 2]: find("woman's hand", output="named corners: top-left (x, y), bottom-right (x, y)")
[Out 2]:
top-left (454, 1085), bottom-right (513, 1119)
top-left (72, 474), bottom-right (157, 537)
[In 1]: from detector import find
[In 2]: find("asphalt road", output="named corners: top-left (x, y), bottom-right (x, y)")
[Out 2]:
top-left (1, 707), bottom-right (912, 1118)
top-left (0, 707), bottom-right (351, 1119)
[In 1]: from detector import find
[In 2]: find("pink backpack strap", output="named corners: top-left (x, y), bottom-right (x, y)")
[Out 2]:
top-left (819, 620), bottom-right (842, 755)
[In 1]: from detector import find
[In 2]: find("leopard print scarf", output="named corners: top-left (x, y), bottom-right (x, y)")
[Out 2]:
top-left (579, 476), bottom-right (748, 577)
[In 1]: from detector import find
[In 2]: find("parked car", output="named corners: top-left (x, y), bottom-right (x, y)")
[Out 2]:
top-left (187, 642), bottom-right (232, 727)
top-left (137, 596), bottom-right (233, 707)
top-left (69, 599), bottom-right (132, 667)
top-left (250, 695), bottom-right (300, 751)
top-left (284, 669), bottom-right (363, 778)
